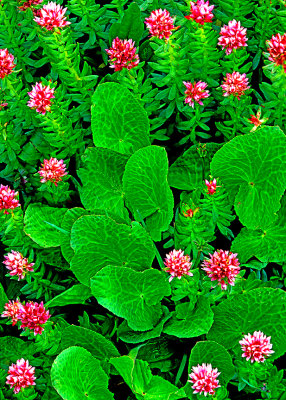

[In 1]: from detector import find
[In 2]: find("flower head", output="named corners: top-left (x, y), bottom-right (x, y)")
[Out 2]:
top-left (205, 178), bottom-right (217, 194)
top-left (221, 71), bottom-right (250, 100)
top-left (6, 359), bottom-right (36, 394)
top-left (185, 0), bottom-right (214, 25)
top-left (27, 82), bottom-right (55, 115)
top-left (266, 33), bottom-right (286, 71)
top-left (188, 363), bottom-right (221, 396)
top-left (183, 80), bottom-right (210, 108)
top-left (0, 184), bottom-right (20, 215)
top-left (164, 249), bottom-right (193, 282)
top-left (106, 37), bottom-right (139, 72)
top-left (202, 249), bottom-right (240, 289)
top-left (34, 1), bottom-right (70, 31)
top-left (239, 331), bottom-right (274, 363)
top-left (18, 301), bottom-right (50, 335)
top-left (0, 49), bottom-right (15, 79)
top-left (218, 20), bottom-right (248, 55)
top-left (1, 299), bottom-right (22, 326)
top-left (38, 157), bottom-right (67, 186)
top-left (19, 0), bottom-right (43, 11)
top-left (3, 250), bottom-right (34, 281)
top-left (248, 108), bottom-right (267, 131)
top-left (144, 9), bottom-right (176, 40)
top-left (0, 102), bottom-right (7, 110)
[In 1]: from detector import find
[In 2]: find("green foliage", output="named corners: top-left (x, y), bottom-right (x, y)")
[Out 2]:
top-left (45, 285), bottom-right (91, 307)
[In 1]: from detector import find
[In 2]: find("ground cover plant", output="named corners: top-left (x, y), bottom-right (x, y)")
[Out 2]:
top-left (0, 0), bottom-right (286, 399)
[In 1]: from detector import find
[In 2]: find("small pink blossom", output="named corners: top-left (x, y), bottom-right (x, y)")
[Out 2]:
top-left (3, 250), bottom-right (34, 280)
top-left (221, 71), bottom-right (250, 100)
top-left (19, 301), bottom-right (50, 335)
top-left (38, 157), bottom-right (67, 186)
top-left (164, 249), bottom-right (193, 282)
top-left (34, 2), bottom-right (70, 31)
top-left (188, 363), bottom-right (221, 396)
top-left (106, 37), bottom-right (140, 72)
top-left (0, 102), bottom-right (7, 110)
top-left (205, 178), bottom-right (217, 194)
top-left (183, 80), bottom-right (210, 108)
top-left (267, 33), bottom-right (286, 71)
top-left (0, 184), bottom-right (20, 215)
top-left (144, 9), bottom-right (176, 40)
top-left (19, 0), bottom-right (43, 11)
top-left (6, 359), bottom-right (36, 394)
top-left (218, 20), bottom-right (248, 55)
top-left (27, 82), bottom-right (55, 115)
top-left (239, 331), bottom-right (274, 363)
top-left (1, 299), bottom-right (22, 326)
top-left (185, 0), bottom-right (214, 25)
top-left (202, 249), bottom-right (240, 289)
top-left (0, 49), bottom-right (15, 79)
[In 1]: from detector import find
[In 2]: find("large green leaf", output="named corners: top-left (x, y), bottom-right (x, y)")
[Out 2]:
top-left (70, 215), bottom-right (155, 286)
top-left (210, 126), bottom-right (286, 229)
top-left (46, 285), bottom-right (91, 307)
top-left (24, 204), bottom-right (68, 248)
top-left (91, 266), bottom-right (171, 331)
top-left (91, 83), bottom-right (150, 155)
top-left (123, 146), bottom-right (174, 241)
top-left (51, 346), bottom-right (114, 400)
top-left (0, 283), bottom-right (8, 314)
top-left (207, 288), bottom-right (286, 360)
top-left (78, 147), bottom-right (129, 220)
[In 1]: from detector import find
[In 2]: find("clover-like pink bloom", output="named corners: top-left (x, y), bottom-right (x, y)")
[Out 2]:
top-left (19, 0), bottom-right (43, 11)
top-left (221, 71), bottom-right (250, 100)
top-left (188, 363), bottom-right (221, 396)
top-left (6, 359), bottom-right (36, 394)
top-left (38, 157), bottom-right (67, 186)
top-left (106, 37), bottom-right (140, 72)
top-left (164, 249), bottom-right (193, 282)
top-left (0, 184), bottom-right (20, 215)
top-left (27, 82), bottom-right (55, 115)
top-left (205, 178), bottom-right (217, 194)
top-left (3, 250), bottom-right (34, 280)
top-left (239, 331), bottom-right (274, 363)
top-left (1, 299), bottom-right (22, 326)
top-left (144, 9), bottom-right (176, 40)
top-left (202, 249), bottom-right (240, 290)
top-left (18, 301), bottom-right (50, 335)
top-left (0, 102), bottom-right (7, 110)
top-left (218, 20), bottom-right (248, 55)
top-left (185, 0), bottom-right (214, 25)
top-left (0, 49), bottom-right (15, 79)
top-left (267, 33), bottom-right (286, 71)
top-left (34, 1), bottom-right (70, 31)
top-left (183, 80), bottom-right (210, 108)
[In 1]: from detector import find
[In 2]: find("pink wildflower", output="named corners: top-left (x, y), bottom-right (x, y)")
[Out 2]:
top-left (221, 71), bottom-right (250, 100)
top-left (34, 1), bottom-right (70, 31)
top-left (183, 80), bottom-right (210, 108)
top-left (0, 184), bottom-right (20, 215)
top-left (106, 37), bottom-right (140, 72)
top-left (3, 250), bottom-right (34, 280)
top-left (205, 178), bottom-right (217, 194)
top-left (0, 102), bottom-right (7, 110)
top-left (239, 331), bottom-right (274, 363)
top-left (248, 108), bottom-right (267, 131)
top-left (19, 0), bottom-right (43, 11)
top-left (6, 359), bottom-right (36, 394)
top-left (164, 249), bottom-right (193, 282)
top-left (1, 299), bottom-right (22, 326)
top-left (27, 82), bottom-right (55, 115)
top-left (38, 157), bottom-right (67, 186)
top-left (18, 301), bottom-right (50, 335)
top-left (0, 49), bottom-right (15, 79)
top-left (218, 20), bottom-right (248, 55)
top-left (267, 33), bottom-right (286, 71)
top-left (202, 249), bottom-right (240, 290)
top-left (144, 9), bottom-right (176, 40)
top-left (185, 0), bottom-right (214, 25)
top-left (188, 363), bottom-right (221, 396)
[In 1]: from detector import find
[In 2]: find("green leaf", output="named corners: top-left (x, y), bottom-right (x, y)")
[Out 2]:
top-left (78, 147), bottom-right (129, 220)
top-left (70, 215), bottom-right (155, 286)
top-left (144, 376), bottom-right (186, 400)
top-left (123, 146), bottom-right (174, 241)
top-left (45, 285), bottom-right (91, 307)
top-left (51, 346), bottom-right (114, 400)
top-left (207, 288), bottom-right (286, 360)
top-left (24, 204), bottom-right (68, 248)
top-left (210, 126), bottom-right (286, 229)
top-left (91, 266), bottom-right (171, 331)
top-left (0, 337), bottom-right (35, 368)
top-left (91, 83), bottom-right (150, 155)
top-left (0, 283), bottom-right (8, 314)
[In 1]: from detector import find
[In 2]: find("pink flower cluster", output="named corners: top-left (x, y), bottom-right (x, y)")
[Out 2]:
top-left (185, 0), bottom-right (214, 25)
top-left (0, 48), bottom-right (15, 79)
top-left (183, 81), bottom-right (210, 108)
top-left (1, 300), bottom-right (50, 335)
top-left (6, 359), bottom-right (36, 394)
top-left (205, 178), bottom-right (217, 194)
top-left (34, 1), bottom-right (70, 31)
top-left (144, 9), bottom-right (176, 40)
top-left (267, 32), bottom-right (286, 71)
top-left (221, 71), bottom-right (250, 100)
top-left (27, 82), bottom-right (55, 115)
top-left (240, 331), bottom-right (274, 363)
top-left (218, 20), bottom-right (248, 55)
top-left (164, 249), bottom-right (193, 282)
top-left (3, 250), bottom-right (34, 280)
top-left (106, 37), bottom-right (139, 72)
top-left (188, 363), bottom-right (220, 396)
top-left (38, 157), bottom-right (67, 185)
top-left (0, 184), bottom-right (20, 214)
